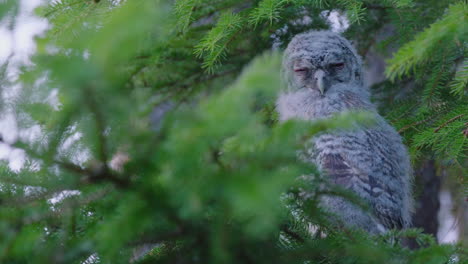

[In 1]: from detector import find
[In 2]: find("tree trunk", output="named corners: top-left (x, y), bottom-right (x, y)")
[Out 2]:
top-left (407, 159), bottom-right (440, 248)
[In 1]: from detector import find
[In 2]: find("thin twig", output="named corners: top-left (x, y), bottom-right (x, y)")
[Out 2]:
top-left (398, 116), bottom-right (434, 133)
top-left (128, 229), bottom-right (185, 246)
top-left (434, 114), bottom-right (464, 133)
top-left (280, 225), bottom-right (305, 243)
top-left (54, 159), bottom-right (129, 188)
top-left (83, 86), bottom-right (109, 168)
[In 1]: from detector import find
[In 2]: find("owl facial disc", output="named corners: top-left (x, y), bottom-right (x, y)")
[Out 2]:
top-left (283, 30), bottom-right (365, 97)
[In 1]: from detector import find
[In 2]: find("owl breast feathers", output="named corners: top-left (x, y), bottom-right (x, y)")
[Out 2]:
top-left (277, 31), bottom-right (413, 233)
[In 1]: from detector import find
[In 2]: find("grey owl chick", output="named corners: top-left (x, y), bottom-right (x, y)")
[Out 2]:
top-left (277, 31), bottom-right (413, 234)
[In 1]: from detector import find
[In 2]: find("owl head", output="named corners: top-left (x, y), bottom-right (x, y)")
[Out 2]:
top-left (283, 31), bottom-right (364, 97)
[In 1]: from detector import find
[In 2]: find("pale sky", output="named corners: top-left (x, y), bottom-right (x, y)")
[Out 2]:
top-left (0, 0), bottom-right (47, 170)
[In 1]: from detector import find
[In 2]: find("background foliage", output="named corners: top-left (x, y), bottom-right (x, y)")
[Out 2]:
top-left (0, 0), bottom-right (466, 263)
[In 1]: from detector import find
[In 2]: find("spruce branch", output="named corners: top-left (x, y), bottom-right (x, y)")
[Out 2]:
top-left (386, 2), bottom-right (466, 80)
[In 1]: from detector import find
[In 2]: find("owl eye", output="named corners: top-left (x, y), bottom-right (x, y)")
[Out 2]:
top-left (330, 62), bottom-right (345, 70)
top-left (293, 67), bottom-right (308, 73)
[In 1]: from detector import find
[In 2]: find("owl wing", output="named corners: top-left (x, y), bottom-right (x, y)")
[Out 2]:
top-left (321, 153), bottom-right (404, 229)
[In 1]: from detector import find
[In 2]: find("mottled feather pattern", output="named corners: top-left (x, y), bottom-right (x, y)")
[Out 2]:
top-left (277, 31), bottom-right (413, 233)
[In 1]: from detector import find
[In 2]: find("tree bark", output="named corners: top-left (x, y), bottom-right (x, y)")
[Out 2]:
top-left (407, 159), bottom-right (440, 248)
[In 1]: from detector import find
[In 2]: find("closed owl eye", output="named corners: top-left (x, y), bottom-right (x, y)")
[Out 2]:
top-left (294, 67), bottom-right (308, 73)
top-left (330, 62), bottom-right (345, 70)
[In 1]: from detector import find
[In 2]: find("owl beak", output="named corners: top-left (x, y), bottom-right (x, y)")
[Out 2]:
top-left (314, 69), bottom-right (326, 95)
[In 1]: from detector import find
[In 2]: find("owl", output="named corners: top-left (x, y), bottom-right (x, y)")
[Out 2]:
top-left (277, 31), bottom-right (412, 234)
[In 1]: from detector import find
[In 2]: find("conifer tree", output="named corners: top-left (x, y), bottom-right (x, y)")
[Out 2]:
top-left (0, 0), bottom-right (466, 263)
